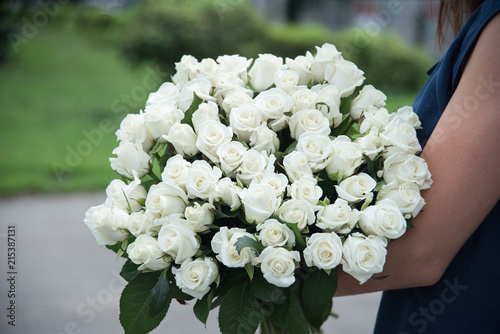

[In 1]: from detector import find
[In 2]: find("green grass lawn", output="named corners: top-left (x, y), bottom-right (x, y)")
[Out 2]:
top-left (0, 25), bottom-right (165, 195)
top-left (0, 24), bottom-right (416, 196)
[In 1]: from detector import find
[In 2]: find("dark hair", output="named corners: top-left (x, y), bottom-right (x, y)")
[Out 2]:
top-left (436, 0), bottom-right (485, 45)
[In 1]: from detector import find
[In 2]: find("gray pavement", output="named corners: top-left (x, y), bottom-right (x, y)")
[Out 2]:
top-left (0, 193), bottom-right (381, 334)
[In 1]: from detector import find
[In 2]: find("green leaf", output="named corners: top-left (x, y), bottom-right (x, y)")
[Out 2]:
top-left (406, 218), bottom-right (415, 229)
top-left (270, 290), bottom-right (310, 334)
top-left (234, 236), bottom-right (265, 255)
top-left (149, 141), bottom-right (167, 155)
top-left (215, 269), bottom-right (247, 297)
top-left (249, 270), bottom-right (285, 304)
top-left (120, 259), bottom-right (141, 282)
top-left (363, 154), bottom-right (378, 180)
top-left (194, 288), bottom-right (215, 325)
top-left (245, 263), bottom-right (255, 280)
top-left (106, 239), bottom-right (131, 259)
top-left (116, 238), bottom-right (129, 259)
top-left (374, 180), bottom-right (386, 192)
top-left (218, 281), bottom-right (260, 334)
top-left (360, 197), bottom-right (373, 211)
top-left (272, 216), bottom-right (306, 251)
top-left (149, 271), bottom-right (171, 318)
top-left (119, 272), bottom-right (168, 334)
top-left (301, 268), bottom-right (337, 319)
top-left (340, 97), bottom-right (352, 115)
top-left (283, 140), bottom-right (298, 155)
top-left (136, 198), bottom-right (146, 207)
top-left (331, 114), bottom-right (353, 136)
top-left (183, 93), bottom-right (203, 128)
top-left (307, 301), bottom-right (333, 333)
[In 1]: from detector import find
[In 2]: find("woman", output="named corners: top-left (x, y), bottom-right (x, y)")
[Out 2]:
top-left (336, 0), bottom-right (500, 332)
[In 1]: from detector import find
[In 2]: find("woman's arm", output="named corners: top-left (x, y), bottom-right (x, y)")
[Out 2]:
top-left (336, 13), bottom-right (500, 296)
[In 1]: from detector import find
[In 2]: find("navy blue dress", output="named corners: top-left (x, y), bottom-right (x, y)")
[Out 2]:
top-left (374, 1), bottom-right (500, 333)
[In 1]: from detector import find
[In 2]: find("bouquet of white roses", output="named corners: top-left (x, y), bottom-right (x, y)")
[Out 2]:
top-left (84, 43), bottom-right (432, 334)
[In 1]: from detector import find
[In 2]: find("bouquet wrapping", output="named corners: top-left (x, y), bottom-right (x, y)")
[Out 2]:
top-left (84, 43), bottom-right (432, 334)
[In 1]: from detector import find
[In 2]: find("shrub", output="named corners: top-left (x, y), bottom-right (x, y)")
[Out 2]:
top-left (118, 0), bottom-right (268, 75)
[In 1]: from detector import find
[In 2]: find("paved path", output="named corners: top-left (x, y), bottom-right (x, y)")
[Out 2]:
top-left (0, 193), bottom-right (381, 334)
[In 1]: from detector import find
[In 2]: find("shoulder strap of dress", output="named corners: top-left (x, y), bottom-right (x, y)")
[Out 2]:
top-left (451, 0), bottom-right (500, 90)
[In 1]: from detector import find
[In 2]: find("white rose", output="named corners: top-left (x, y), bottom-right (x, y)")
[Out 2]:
top-left (163, 123), bottom-right (199, 158)
top-left (146, 82), bottom-right (179, 108)
top-left (311, 43), bottom-right (343, 83)
top-left (275, 199), bottom-right (315, 231)
top-left (259, 246), bottom-right (300, 288)
top-left (219, 87), bottom-right (253, 116)
top-left (380, 117), bottom-right (422, 158)
top-left (239, 183), bottom-right (279, 224)
top-left (382, 152), bottom-right (432, 190)
top-left (304, 232), bottom-right (343, 270)
top-left (335, 173), bottom-right (376, 203)
top-left (172, 55), bottom-right (199, 87)
top-left (216, 141), bottom-right (247, 176)
top-left (288, 175), bottom-right (323, 206)
top-left (249, 124), bottom-right (280, 154)
top-left (350, 85), bottom-right (387, 120)
top-left (316, 198), bottom-right (359, 234)
top-left (198, 58), bottom-right (219, 84)
top-left (161, 154), bottom-right (191, 191)
top-left (291, 88), bottom-right (318, 113)
top-left (127, 235), bottom-right (170, 271)
top-left (254, 88), bottom-right (292, 131)
top-left (325, 59), bottom-right (365, 97)
top-left (184, 202), bottom-right (215, 233)
top-left (192, 101), bottom-right (219, 133)
top-left (145, 182), bottom-right (188, 220)
top-left (84, 204), bottom-right (129, 246)
top-left (144, 104), bottom-right (184, 142)
top-left (391, 106), bottom-right (422, 129)
top-left (237, 149), bottom-right (275, 186)
top-left (214, 177), bottom-right (242, 210)
top-left (196, 120), bottom-right (233, 163)
top-left (127, 211), bottom-right (153, 237)
top-left (286, 52), bottom-right (314, 85)
top-left (105, 174), bottom-right (147, 212)
top-left (355, 126), bottom-right (383, 160)
top-left (251, 172), bottom-right (289, 199)
top-left (178, 77), bottom-right (215, 112)
top-left (256, 219), bottom-right (295, 247)
top-left (359, 107), bottom-right (391, 134)
top-left (216, 54), bottom-right (252, 83)
top-left (359, 199), bottom-right (407, 239)
top-left (342, 233), bottom-right (387, 284)
top-left (110, 140), bottom-right (151, 179)
top-left (274, 69), bottom-right (300, 95)
top-left (211, 227), bottom-right (258, 267)
top-left (115, 113), bottom-right (152, 150)
top-left (229, 103), bottom-right (264, 142)
top-left (157, 217), bottom-right (200, 264)
top-left (283, 151), bottom-right (313, 182)
top-left (186, 160), bottom-right (222, 202)
top-left (289, 109), bottom-right (331, 140)
top-left (248, 53), bottom-right (284, 92)
top-left (295, 132), bottom-right (334, 172)
top-left (378, 182), bottom-right (426, 218)
top-left (213, 71), bottom-right (246, 95)
top-left (325, 135), bottom-right (364, 178)
top-left (175, 257), bottom-right (219, 300)
top-left (312, 84), bottom-right (342, 128)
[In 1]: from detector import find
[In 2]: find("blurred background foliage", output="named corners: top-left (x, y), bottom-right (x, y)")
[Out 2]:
top-left (0, 0), bottom-right (434, 195)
